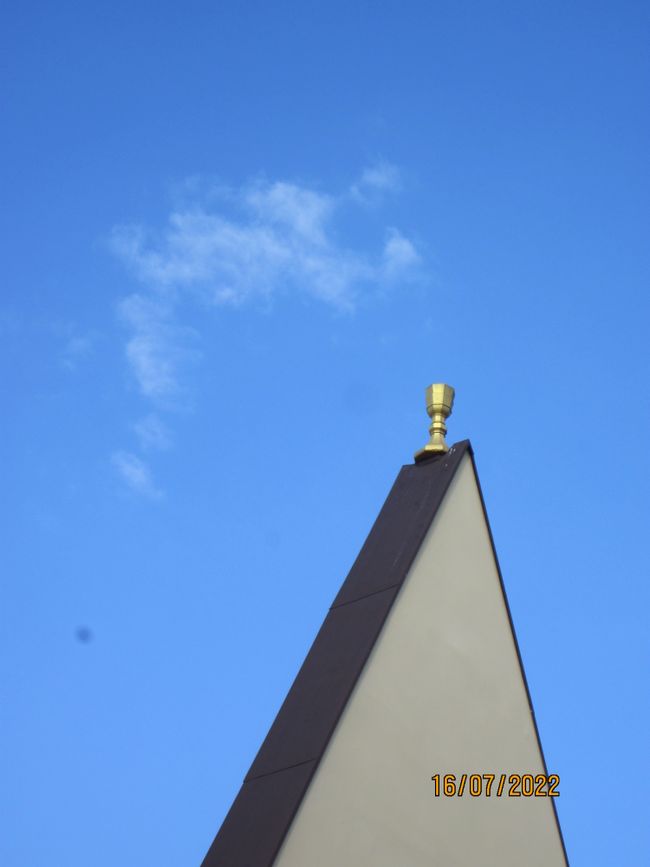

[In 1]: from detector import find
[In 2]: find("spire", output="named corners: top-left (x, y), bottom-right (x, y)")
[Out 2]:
top-left (201, 383), bottom-right (569, 867)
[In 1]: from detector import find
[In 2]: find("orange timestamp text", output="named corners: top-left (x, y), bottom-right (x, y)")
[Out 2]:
top-left (431, 773), bottom-right (560, 798)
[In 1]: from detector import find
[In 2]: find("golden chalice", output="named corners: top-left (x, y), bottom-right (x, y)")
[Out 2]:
top-left (414, 383), bottom-right (455, 461)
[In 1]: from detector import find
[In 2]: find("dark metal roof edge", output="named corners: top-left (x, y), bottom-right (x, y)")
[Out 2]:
top-left (330, 440), bottom-right (471, 608)
top-left (200, 441), bottom-right (470, 866)
top-left (246, 585), bottom-right (401, 783)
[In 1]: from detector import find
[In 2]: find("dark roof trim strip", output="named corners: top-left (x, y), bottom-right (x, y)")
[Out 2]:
top-left (201, 440), bottom-right (471, 867)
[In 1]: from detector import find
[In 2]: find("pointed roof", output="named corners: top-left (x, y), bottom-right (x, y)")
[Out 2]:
top-left (201, 441), bottom-right (568, 865)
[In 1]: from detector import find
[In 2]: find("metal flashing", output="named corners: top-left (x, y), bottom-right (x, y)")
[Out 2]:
top-left (201, 441), bottom-right (471, 866)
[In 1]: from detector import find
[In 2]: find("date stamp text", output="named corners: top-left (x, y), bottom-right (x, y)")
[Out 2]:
top-left (431, 773), bottom-right (560, 798)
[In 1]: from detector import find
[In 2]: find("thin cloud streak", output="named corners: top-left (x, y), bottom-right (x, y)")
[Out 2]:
top-left (133, 414), bottom-right (172, 451)
top-left (350, 161), bottom-right (401, 201)
top-left (117, 293), bottom-right (198, 401)
top-left (62, 334), bottom-right (95, 371)
top-left (110, 165), bottom-right (420, 495)
top-left (111, 451), bottom-right (162, 499)
top-left (383, 228), bottom-right (420, 276)
top-left (111, 169), bottom-right (418, 316)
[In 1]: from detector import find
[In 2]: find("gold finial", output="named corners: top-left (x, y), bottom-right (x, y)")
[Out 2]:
top-left (414, 383), bottom-right (455, 461)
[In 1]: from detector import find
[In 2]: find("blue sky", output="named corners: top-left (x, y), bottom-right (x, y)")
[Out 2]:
top-left (2, 1), bottom-right (649, 864)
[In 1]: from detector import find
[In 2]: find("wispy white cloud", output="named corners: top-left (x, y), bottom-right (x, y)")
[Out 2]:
top-left (382, 228), bottom-right (420, 276)
top-left (246, 181), bottom-right (334, 246)
top-left (113, 196), bottom-right (362, 313)
top-left (62, 334), bottom-right (95, 370)
top-left (111, 450), bottom-right (162, 499)
top-left (350, 161), bottom-right (401, 201)
top-left (133, 414), bottom-right (171, 451)
top-left (117, 293), bottom-right (197, 400)
top-left (111, 169), bottom-right (418, 318)
top-left (110, 165), bottom-right (420, 497)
